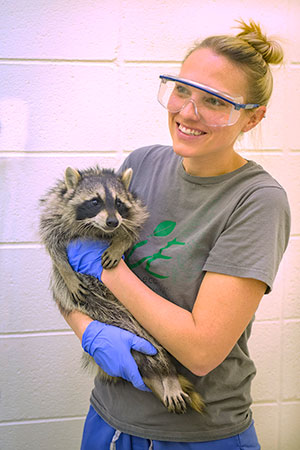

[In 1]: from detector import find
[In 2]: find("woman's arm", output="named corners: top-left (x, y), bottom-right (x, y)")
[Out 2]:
top-left (102, 260), bottom-right (266, 376)
top-left (63, 309), bottom-right (93, 341)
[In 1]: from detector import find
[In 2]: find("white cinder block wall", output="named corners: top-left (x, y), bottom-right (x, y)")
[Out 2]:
top-left (0, 1), bottom-right (299, 449)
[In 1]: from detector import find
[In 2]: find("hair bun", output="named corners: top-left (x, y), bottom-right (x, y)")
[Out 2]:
top-left (235, 19), bottom-right (284, 65)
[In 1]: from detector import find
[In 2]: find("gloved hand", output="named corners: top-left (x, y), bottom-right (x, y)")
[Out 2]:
top-left (82, 320), bottom-right (157, 391)
top-left (67, 239), bottom-right (109, 281)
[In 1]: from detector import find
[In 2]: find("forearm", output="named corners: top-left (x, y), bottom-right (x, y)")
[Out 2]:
top-left (102, 260), bottom-right (265, 376)
top-left (102, 260), bottom-right (204, 374)
top-left (62, 309), bottom-right (93, 342)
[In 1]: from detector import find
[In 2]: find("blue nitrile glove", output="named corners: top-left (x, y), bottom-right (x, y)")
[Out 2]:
top-left (82, 320), bottom-right (157, 391)
top-left (67, 239), bottom-right (109, 281)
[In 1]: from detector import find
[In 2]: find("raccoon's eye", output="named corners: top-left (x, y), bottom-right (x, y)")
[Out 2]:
top-left (115, 198), bottom-right (123, 208)
top-left (115, 198), bottom-right (129, 217)
top-left (91, 198), bottom-right (100, 206)
top-left (76, 197), bottom-right (103, 220)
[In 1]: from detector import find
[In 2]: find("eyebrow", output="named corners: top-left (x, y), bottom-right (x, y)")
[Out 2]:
top-left (160, 74), bottom-right (238, 103)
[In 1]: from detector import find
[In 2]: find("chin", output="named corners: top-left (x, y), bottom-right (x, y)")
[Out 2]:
top-left (172, 140), bottom-right (205, 159)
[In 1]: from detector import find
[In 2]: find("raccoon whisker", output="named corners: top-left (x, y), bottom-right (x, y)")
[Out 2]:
top-left (120, 219), bottom-right (140, 233)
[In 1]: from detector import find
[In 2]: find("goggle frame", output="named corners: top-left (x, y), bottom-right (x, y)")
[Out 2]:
top-left (159, 75), bottom-right (260, 112)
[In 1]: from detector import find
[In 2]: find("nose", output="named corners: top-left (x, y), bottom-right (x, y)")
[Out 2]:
top-left (106, 216), bottom-right (119, 228)
top-left (180, 99), bottom-right (199, 118)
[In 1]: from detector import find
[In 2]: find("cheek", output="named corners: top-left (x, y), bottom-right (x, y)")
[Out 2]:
top-left (168, 112), bottom-right (175, 132)
top-left (211, 121), bottom-right (244, 142)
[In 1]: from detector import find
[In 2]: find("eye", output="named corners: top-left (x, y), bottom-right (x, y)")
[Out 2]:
top-left (204, 95), bottom-right (227, 109)
top-left (90, 197), bottom-right (100, 206)
top-left (175, 84), bottom-right (190, 97)
top-left (76, 197), bottom-right (103, 220)
top-left (115, 198), bottom-right (123, 208)
top-left (115, 198), bottom-right (129, 217)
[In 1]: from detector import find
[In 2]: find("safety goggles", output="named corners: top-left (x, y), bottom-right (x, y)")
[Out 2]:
top-left (157, 75), bottom-right (260, 127)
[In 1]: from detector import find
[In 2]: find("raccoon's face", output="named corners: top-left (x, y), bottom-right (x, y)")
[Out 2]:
top-left (73, 181), bottom-right (132, 233)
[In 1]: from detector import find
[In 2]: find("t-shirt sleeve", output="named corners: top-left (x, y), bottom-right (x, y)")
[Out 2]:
top-left (117, 146), bottom-right (154, 181)
top-left (117, 156), bottom-right (131, 174)
top-left (203, 186), bottom-right (291, 293)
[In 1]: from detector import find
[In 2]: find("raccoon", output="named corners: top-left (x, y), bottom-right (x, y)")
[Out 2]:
top-left (39, 165), bottom-right (204, 414)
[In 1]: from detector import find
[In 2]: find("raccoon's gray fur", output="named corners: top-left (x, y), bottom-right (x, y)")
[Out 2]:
top-left (39, 165), bottom-right (204, 414)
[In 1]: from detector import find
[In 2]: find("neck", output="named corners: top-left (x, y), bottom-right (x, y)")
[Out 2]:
top-left (182, 152), bottom-right (247, 177)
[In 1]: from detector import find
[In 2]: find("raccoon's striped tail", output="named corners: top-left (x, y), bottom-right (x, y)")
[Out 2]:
top-left (178, 374), bottom-right (205, 414)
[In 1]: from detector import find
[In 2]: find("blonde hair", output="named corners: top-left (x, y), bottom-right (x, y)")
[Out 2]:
top-left (184, 19), bottom-right (284, 106)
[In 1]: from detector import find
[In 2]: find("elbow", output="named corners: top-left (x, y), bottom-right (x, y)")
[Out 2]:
top-left (187, 352), bottom-right (220, 377)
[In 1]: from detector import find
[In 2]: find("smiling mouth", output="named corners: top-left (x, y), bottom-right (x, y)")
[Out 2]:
top-left (177, 123), bottom-right (207, 136)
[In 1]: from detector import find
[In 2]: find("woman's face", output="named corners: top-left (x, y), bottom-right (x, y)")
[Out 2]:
top-left (168, 48), bottom-right (265, 173)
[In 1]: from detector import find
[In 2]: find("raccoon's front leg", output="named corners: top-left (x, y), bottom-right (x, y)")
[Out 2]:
top-left (102, 234), bottom-right (132, 269)
top-left (54, 260), bottom-right (89, 303)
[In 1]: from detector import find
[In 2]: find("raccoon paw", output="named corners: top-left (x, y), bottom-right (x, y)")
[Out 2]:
top-left (67, 278), bottom-right (89, 304)
top-left (101, 249), bottom-right (121, 269)
top-left (144, 375), bottom-right (189, 414)
top-left (162, 377), bottom-right (189, 414)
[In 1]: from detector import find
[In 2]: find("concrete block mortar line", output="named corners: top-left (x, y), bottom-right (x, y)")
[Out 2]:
top-left (0, 330), bottom-right (74, 339)
top-left (252, 400), bottom-right (279, 406)
top-left (0, 242), bottom-right (43, 249)
top-left (123, 60), bottom-right (182, 65)
top-left (0, 151), bottom-right (121, 157)
top-left (240, 149), bottom-right (284, 154)
top-left (0, 415), bottom-right (86, 427)
top-left (254, 318), bottom-right (281, 324)
top-left (288, 148), bottom-right (300, 153)
top-left (0, 58), bottom-right (118, 66)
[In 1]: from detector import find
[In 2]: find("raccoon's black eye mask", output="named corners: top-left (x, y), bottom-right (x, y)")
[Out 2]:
top-left (115, 198), bottom-right (129, 217)
top-left (76, 197), bottom-right (104, 220)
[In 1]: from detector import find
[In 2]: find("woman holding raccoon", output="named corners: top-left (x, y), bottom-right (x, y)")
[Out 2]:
top-left (65, 20), bottom-right (290, 449)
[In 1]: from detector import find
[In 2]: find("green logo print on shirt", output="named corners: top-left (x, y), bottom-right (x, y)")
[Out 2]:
top-left (126, 220), bottom-right (185, 279)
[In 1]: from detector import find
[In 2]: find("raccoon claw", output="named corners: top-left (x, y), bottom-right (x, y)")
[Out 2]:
top-left (69, 283), bottom-right (89, 304)
top-left (79, 283), bottom-right (90, 295)
top-left (71, 289), bottom-right (87, 304)
top-left (164, 392), bottom-right (189, 414)
top-left (101, 251), bottom-right (119, 269)
top-left (160, 376), bottom-right (191, 414)
top-left (71, 292), bottom-right (83, 305)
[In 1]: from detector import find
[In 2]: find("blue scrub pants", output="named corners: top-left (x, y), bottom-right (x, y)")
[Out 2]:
top-left (81, 405), bottom-right (261, 450)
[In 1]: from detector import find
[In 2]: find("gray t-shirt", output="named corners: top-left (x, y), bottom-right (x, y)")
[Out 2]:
top-left (90, 145), bottom-right (290, 442)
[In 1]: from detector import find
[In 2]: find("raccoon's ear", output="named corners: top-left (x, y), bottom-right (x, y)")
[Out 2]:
top-left (121, 168), bottom-right (133, 190)
top-left (65, 167), bottom-right (81, 190)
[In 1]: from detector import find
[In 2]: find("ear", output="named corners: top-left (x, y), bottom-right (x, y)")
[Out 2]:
top-left (121, 168), bottom-right (133, 190)
top-left (241, 106), bottom-right (266, 133)
top-left (65, 167), bottom-right (81, 190)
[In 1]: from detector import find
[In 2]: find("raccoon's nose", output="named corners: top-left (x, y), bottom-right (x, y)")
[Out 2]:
top-left (106, 217), bottom-right (119, 228)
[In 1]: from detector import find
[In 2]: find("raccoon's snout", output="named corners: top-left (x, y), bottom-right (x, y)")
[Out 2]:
top-left (106, 216), bottom-right (119, 229)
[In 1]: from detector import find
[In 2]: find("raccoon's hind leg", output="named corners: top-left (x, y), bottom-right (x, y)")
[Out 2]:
top-left (143, 375), bottom-right (189, 414)
top-left (81, 352), bottom-right (119, 384)
top-left (143, 374), bottom-right (205, 414)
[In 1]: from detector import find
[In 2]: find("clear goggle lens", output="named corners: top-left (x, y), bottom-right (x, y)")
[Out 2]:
top-left (158, 76), bottom-right (246, 127)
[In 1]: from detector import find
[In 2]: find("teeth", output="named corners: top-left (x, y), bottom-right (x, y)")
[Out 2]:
top-left (179, 124), bottom-right (205, 136)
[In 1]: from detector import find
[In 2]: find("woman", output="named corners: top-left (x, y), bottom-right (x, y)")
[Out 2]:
top-left (65, 20), bottom-right (290, 449)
